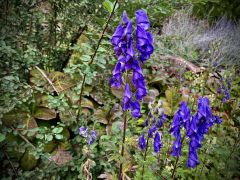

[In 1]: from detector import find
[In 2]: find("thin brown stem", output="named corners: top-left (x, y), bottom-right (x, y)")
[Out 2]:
top-left (75, 0), bottom-right (119, 121)
top-left (118, 112), bottom-right (127, 180)
top-left (4, 150), bottom-right (18, 176)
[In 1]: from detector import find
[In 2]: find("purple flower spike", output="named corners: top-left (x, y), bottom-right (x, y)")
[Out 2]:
top-left (135, 10), bottom-right (150, 31)
top-left (139, 134), bottom-right (146, 150)
top-left (110, 10), bottom-right (154, 120)
top-left (153, 132), bottom-right (162, 153)
top-left (135, 9), bottom-right (154, 63)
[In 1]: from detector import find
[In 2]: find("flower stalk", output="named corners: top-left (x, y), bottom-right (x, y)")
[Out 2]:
top-left (118, 112), bottom-right (128, 180)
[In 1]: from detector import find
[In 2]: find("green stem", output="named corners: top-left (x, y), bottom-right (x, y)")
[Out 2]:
top-left (75, 0), bottom-right (119, 121)
top-left (118, 112), bottom-right (127, 180)
top-left (171, 134), bottom-right (186, 179)
top-left (141, 136), bottom-right (149, 180)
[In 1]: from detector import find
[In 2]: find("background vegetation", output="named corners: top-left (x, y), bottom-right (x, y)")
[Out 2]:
top-left (0, 0), bottom-right (239, 179)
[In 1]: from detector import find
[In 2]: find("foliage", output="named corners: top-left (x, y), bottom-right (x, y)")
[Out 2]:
top-left (0, 0), bottom-right (239, 180)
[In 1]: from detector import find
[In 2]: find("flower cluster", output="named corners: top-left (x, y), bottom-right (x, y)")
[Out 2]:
top-left (170, 97), bottom-right (222, 168)
top-left (170, 101), bottom-right (191, 157)
top-left (218, 76), bottom-right (231, 103)
top-left (110, 10), bottom-right (153, 119)
top-left (139, 104), bottom-right (167, 154)
top-left (79, 126), bottom-right (97, 145)
top-left (136, 10), bottom-right (154, 62)
top-left (186, 97), bottom-right (222, 168)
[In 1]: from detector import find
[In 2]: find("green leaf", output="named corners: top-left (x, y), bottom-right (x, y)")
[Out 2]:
top-left (52, 127), bottom-right (63, 134)
top-left (46, 134), bottom-right (53, 141)
top-left (20, 151), bottom-right (38, 171)
top-left (0, 133), bottom-right (6, 142)
top-left (36, 134), bottom-right (44, 139)
top-left (55, 134), bottom-right (64, 140)
top-left (103, 0), bottom-right (113, 13)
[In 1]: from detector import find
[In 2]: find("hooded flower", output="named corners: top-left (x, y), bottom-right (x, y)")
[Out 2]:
top-left (123, 83), bottom-right (132, 111)
top-left (110, 10), bottom-right (154, 119)
top-left (171, 134), bottom-right (182, 157)
top-left (170, 101), bottom-right (191, 137)
top-left (186, 97), bottom-right (222, 168)
top-left (187, 147), bottom-right (199, 168)
top-left (130, 100), bottom-right (141, 119)
top-left (156, 113), bottom-right (167, 128)
top-left (135, 10), bottom-right (154, 62)
top-left (135, 10), bottom-right (150, 30)
top-left (139, 134), bottom-right (146, 150)
top-left (148, 125), bottom-right (157, 138)
top-left (153, 132), bottom-right (162, 153)
top-left (79, 127), bottom-right (97, 145)
top-left (88, 130), bottom-right (97, 145)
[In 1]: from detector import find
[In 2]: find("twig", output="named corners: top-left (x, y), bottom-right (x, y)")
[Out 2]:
top-left (159, 55), bottom-right (203, 73)
top-left (35, 66), bottom-right (74, 118)
top-left (3, 150), bottom-right (18, 176)
top-left (61, 25), bottom-right (87, 70)
top-left (35, 66), bottom-right (59, 94)
top-left (118, 112), bottom-right (127, 180)
top-left (76, 0), bottom-right (119, 121)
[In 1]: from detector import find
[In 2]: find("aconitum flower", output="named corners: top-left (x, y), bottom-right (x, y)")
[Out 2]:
top-left (130, 100), bottom-right (141, 119)
top-left (88, 130), bottom-right (97, 145)
top-left (79, 126), bottom-right (88, 137)
top-left (156, 113), bottom-right (167, 128)
top-left (187, 148), bottom-right (199, 168)
top-left (110, 10), bottom-right (154, 119)
top-left (153, 132), bottom-right (162, 153)
top-left (135, 10), bottom-right (154, 62)
top-left (186, 97), bottom-right (222, 168)
top-left (139, 134), bottom-right (146, 150)
top-left (79, 127), bottom-right (97, 145)
top-left (171, 134), bottom-right (182, 157)
top-left (148, 125), bottom-right (157, 138)
top-left (123, 83), bottom-right (132, 111)
top-left (170, 101), bottom-right (191, 137)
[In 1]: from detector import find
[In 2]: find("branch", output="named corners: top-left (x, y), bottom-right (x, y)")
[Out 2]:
top-left (61, 25), bottom-right (87, 70)
top-left (76, 0), bottom-right (119, 121)
top-left (159, 55), bottom-right (203, 73)
top-left (35, 66), bottom-right (59, 95)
